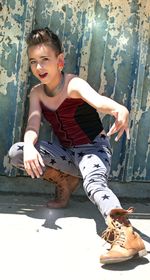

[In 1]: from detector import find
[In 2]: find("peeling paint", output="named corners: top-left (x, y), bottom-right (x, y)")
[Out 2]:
top-left (0, 0), bottom-right (35, 175)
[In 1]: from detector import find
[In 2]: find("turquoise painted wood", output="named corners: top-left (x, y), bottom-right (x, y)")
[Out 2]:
top-left (0, 0), bottom-right (150, 182)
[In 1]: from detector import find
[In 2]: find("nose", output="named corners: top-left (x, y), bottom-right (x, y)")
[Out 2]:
top-left (36, 62), bottom-right (42, 70)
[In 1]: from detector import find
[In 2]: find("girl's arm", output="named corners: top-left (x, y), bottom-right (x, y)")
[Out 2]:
top-left (24, 88), bottom-right (45, 178)
top-left (24, 88), bottom-right (41, 144)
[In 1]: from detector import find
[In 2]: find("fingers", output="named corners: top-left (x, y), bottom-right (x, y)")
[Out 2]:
top-left (24, 158), bottom-right (44, 178)
top-left (24, 161), bottom-right (35, 178)
top-left (125, 127), bottom-right (130, 140)
top-left (107, 122), bottom-right (130, 141)
top-left (107, 120), bottom-right (122, 137)
top-left (38, 153), bottom-right (45, 168)
top-left (114, 127), bottom-right (125, 142)
top-left (107, 123), bottom-right (118, 137)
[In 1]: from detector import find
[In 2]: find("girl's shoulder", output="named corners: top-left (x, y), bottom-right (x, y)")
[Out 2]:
top-left (30, 83), bottom-right (43, 94)
top-left (65, 73), bottom-right (77, 83)
top-left (65, 73), bottom-right (83, 93)
top-left (66, 74), bottom-right (85, 87)
top-left (66, 74), bottom-right (87, 98)
top-left (29, 83), bottom-right (44, 101)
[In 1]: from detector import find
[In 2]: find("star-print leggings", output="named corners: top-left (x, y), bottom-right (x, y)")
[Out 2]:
top-left (8, 134), bottom-right (121, 219)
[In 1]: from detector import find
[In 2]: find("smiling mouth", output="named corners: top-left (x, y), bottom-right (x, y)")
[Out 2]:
top-left (39, 73), bottom-right (48, 79)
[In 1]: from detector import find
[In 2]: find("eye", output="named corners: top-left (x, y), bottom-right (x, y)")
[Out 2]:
top-left (30, 60), bottom-right (36, 65)
top-left (42, 57), bottom-right (49, 61)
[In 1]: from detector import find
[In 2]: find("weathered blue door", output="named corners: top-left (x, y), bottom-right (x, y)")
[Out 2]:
top-left (0, 0), bottom-right (150, 182)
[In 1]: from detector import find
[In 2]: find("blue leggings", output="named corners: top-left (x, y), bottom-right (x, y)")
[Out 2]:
top-left (8, 134), bottom-right (121, 219)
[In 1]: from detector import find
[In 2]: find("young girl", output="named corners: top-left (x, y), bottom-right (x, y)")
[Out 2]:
top-left (8, 27), bottom-right (146, 264)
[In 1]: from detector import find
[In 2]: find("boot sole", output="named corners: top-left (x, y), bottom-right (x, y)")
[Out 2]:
top-left (100, 249), bottom-right (147, 264)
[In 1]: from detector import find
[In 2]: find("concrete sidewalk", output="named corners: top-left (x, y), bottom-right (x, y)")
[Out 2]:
top-left (0, 193), bottom-right (149, 280)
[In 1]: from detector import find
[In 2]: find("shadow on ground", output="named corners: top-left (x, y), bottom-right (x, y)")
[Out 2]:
top-left (101, 256), bottom-right (149, 271)
top-left (0, 193), bottom-right (150, 243)
top-left (0, 193), bottom-right (106, 232)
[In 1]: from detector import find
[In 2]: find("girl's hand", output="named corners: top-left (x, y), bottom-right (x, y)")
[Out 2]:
top-left (107, 106), bottom-right (130, 141)
top-left (23, 144), bottom-right (45, 178)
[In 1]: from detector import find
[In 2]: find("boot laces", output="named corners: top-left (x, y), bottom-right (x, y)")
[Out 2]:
top-left (55, 175), bottom-right (70, 200)
top-left (56, 185), bottom-right (64, 199)
top-left (101, 215), bottom-right (130, 245)
top-left (109, 216), bottom-right (130, 247)
top-left (114, 231), bottom-right (126, 247)
top-left (101, 228), bottom-right (115, 244)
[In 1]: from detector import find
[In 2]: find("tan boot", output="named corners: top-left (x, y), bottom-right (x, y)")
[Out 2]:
top-left (43, 167), bottom-right (79, 208)
top-left (100, 208), bottom-right (147, 264)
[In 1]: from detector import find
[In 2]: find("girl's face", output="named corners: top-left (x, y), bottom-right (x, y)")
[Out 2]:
top-left (28, 43), bottom-right (64, 85)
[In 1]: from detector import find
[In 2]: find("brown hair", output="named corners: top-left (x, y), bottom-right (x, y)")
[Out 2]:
top-left (26, 27), bottom-right (63, 55)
